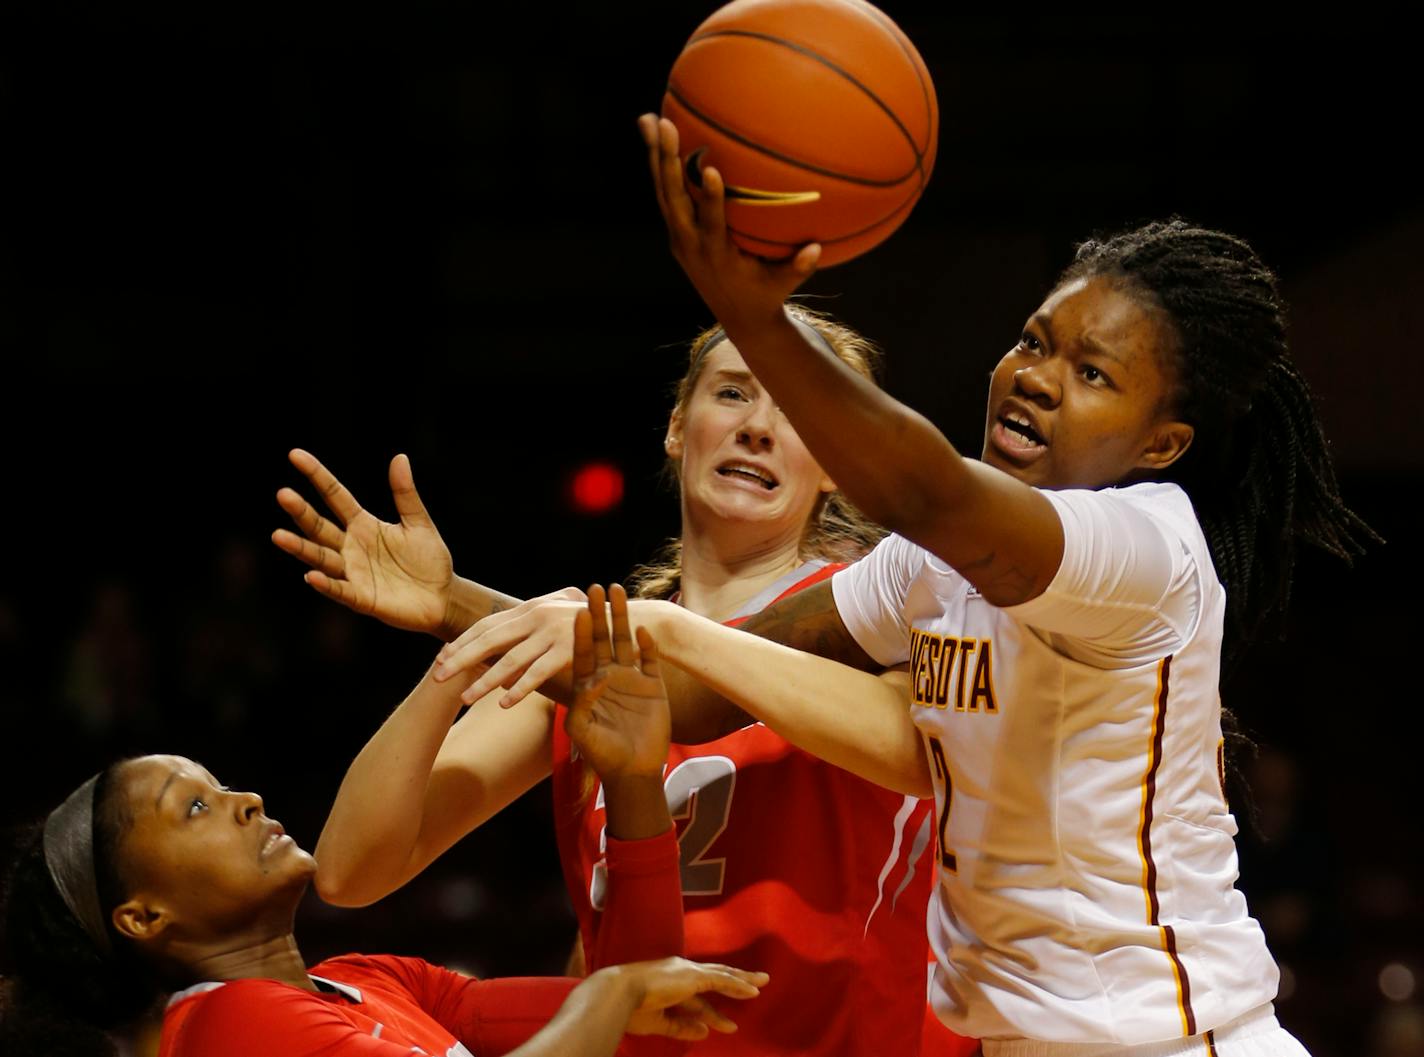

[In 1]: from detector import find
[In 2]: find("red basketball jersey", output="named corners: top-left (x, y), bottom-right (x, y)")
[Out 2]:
top-left (553, 562), bottom-right (944, 1057)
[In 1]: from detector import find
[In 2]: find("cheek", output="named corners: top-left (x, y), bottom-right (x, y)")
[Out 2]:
top-left (986, 355), bottom-right (1018, 405)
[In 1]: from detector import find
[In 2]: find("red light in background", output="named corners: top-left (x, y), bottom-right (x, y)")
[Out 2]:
top-left (570, 462), bottom-right (624, 514)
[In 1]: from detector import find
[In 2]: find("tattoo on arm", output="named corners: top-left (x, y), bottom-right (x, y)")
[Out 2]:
top-left (737, 581), bottom-right (876, 671)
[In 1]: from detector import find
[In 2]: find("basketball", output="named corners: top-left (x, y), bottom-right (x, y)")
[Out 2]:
top-left (661, 0), bottom-right (937, 268)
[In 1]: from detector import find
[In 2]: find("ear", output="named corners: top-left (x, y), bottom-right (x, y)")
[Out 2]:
top-left (664, 409), bottom-right (685, 460)
top-left (112, 897), bottom-right (171, 945)
top-left (1138, 420), bottom-right (1195, 471)
top-left (818, 472), bottom-right (838, 495)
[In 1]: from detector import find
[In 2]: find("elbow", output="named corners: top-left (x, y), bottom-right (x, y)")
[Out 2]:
top-left (312, 844), bottom-right (380, 908)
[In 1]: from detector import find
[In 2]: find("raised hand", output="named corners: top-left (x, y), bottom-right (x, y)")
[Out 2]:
top-left (273, 449), bottom-right (456, 636)
top-left (566, 584), bottom-right (668, 782)
top-left (638, 113), bottom-right (819, 334)
top-left (619, 957), bottom-right (768, 1040)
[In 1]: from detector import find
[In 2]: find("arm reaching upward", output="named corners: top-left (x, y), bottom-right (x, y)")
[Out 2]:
top-left (638, 114), bottom-right (1065, 606)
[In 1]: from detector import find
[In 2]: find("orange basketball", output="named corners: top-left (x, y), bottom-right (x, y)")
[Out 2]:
top-left (662, 0), bottom-right (938, 267)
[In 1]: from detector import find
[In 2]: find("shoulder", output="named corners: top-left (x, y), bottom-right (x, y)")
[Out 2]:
top-left (312, 952), bottom-right (450, 996)
top-left (162, 978), bottom-right (318, 1056)
top-left (1045, 482), bottom-right (1207, 557)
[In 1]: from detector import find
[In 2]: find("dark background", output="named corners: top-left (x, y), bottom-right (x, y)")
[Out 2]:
top-left (1, 8), bottom-right (1419, 1057)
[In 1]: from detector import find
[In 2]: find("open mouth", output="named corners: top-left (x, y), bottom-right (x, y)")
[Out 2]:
top-left (997, 410), bottom-right (1046, 450)
top-left (717, 463), bottom-right (778, 490)
top-left (261, 825), bottom-right (289, 858)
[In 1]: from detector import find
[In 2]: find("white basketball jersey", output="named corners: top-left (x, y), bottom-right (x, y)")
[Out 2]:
top-left (833, 482), bottom-right (1279, 1045)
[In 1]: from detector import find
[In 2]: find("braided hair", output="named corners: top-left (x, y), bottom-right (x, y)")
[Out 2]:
top-left (0, 762), bottom-right (159, 1057)
top-left (1059, 218), bottom-right (1379, 670)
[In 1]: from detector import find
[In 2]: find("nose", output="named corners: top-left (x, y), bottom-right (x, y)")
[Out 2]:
top-left (736, 397), bottom-right (777, 453)
top-left (1013, 359), bottom-right (1062, 407)
top-left (232, 789), bottom-right (264, 823)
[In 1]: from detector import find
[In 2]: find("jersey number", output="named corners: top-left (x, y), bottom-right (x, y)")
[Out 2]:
top-left (590, 755), bottom-right (737, 909)
top-left (927, 736), bottom-right (957, 873)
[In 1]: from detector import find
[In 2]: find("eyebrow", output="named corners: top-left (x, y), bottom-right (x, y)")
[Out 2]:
top-left (154, 770), bottom-right (182, 812)
top-left (1080, 333), bottom-right (1129, 368)
top-left (708, 368), bottom-right (755, 385)
top-left (1030, 313), bottom-right (1129, 368)
top-left (153, 762), bottom-right (214, 812)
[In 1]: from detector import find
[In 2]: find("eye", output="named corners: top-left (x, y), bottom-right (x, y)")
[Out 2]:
top-left (1018, 332), bottom-right (1043, 354)
top-left (188, 798), bottom-right (208, 817)
top-left (716, 385), bottom-right (747, 401)
top-left (1080, 364), bottom-right (1113, 388)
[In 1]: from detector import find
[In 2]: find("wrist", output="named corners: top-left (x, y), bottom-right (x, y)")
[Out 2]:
top-left (586, 964), bottom-right (645, 1011)
top-left (438, 576), bottom-right (476, 641)
top-left (633, 599), bottom-right (686, 654)
top-left (601, 774), bottom-right (673, 843)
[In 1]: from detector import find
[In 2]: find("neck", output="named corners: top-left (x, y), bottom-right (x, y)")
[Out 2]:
top-left (677, 509), bottom-right (807, 620)
top-left (183, 932), bottom-right (315, 992)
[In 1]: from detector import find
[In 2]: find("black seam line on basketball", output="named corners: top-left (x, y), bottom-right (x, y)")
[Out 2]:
top-left (839, 0), bottom-right (935, 170)
top-left (684, 28), bottom-right (925, 169)
top-left (726, 183), bottom-right (925, 249)
top-left (667, 84), bottom-right (918, 189)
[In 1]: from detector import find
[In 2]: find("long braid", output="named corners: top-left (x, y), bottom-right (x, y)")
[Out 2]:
top-left (1062, 219), bottom-right (1379, 669)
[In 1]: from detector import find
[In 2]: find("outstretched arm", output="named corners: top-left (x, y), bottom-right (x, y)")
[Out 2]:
top-left (504, 958), bottom-right (767, 1054)
top-left (433, 583), bottom-right (927, 796)
top-left (434, 579), bottom-right (879, 744)
top-left (641, 600), bottom-right (930, 797)
top-left (639, 115), bottom-right (1064, 606)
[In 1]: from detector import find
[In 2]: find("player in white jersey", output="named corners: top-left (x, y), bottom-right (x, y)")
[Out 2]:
top-left (436, 120), bottom-right (1378, 1055)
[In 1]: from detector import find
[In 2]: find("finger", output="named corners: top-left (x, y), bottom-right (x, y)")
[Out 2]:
top-left (698, 163), bottom-right (728, 239)
top-left (436, 612), bottom-right (527, 674)
top-left (571, 608), bottom-right (594, 686)
top-left (388, 454), bottom-right (434, 528)
top-left (272, 529), bottom-right (346, 578)
top-left (696, 969), bottom-right (765, 1000)
top-left (436, 634), bottom-right (509, 687)
top-left (459, 638), bottom-right (547, 703)
top-left (276, 487), bottom-right (346, 550)
top-left (790, 241), bottom-right (822, 276)
top-left (639, 113), bottom-right (669, 220)
top-left (499, 652), bottom-right (571, 709)
top-left (677, 997), bottom-right (738, 1035)
top-left (686, 965), bottom-right (769, 993)
top-left (658, 118), bottom-right (699, 245)
top-left (657, 1009), bottom-right (713, 1041)
top-left (608, 583), bottom-right (636, 668)
top-left (288, 448), bottom-right (364, 525)
top-left (586, 585), bottom-right (611, 671)
top-left (634, 625), bottom-right (661, 681)
top-left (304, 570), bottom-right (359, 610)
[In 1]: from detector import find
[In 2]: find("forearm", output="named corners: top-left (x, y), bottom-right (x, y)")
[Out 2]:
top-left (503, 969), bottom-right (641, 1057)
top-left (591, 828), bottom-right (682, 971)
top-left (314, 665), bottom-right (464, 905)
top-left (719, 312), bottom-right (973, 538)
top-left (659, 579), bottom-right (877, 743)
top-left (602, 775), bottom-right (673, 843)
top-left (645, 602), bottom-right (931, 797)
